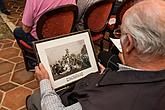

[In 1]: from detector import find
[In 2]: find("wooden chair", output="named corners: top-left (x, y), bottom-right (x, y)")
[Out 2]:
top-left (83, 0), bottom-right (116, 51)
top-left (106, 0), bottom-right (140, 53)
top-left (114, 0), bottom-right (140, 30)
top-left (19, 4), bottom-right (78, 71)
top-left (36, 4), bottom-right (78, 39)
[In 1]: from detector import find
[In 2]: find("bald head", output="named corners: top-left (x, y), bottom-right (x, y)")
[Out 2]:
top-left (121, 0), bottom-right (165, 56)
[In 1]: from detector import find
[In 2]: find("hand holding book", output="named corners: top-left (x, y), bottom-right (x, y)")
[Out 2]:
top-left (35, 63), bottom-right (49, 81)
top-left (33, 30), bottom-right (99, 89)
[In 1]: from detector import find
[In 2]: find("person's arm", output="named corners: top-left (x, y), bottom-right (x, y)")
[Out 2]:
top-left (98, 62), bottom-right (105, 74)
top-left (35, 64), bottom-right (82, 110)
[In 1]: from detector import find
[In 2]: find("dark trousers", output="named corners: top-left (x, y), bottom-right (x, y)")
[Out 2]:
top-left (13, 27), bottom-right (37, 48)
top-left (26, 90), bottom-right (41, 110)
top-left (14, 27), bottom-right (37, 71)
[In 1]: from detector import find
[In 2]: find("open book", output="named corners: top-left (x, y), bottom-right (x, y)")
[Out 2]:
top-left (33, 30), bottom-right (99, 89)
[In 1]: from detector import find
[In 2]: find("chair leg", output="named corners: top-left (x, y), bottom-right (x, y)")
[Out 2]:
top-left (22, 50), bottom-right (37, 71)
top-left (22, 50), bottom-right (30, 71)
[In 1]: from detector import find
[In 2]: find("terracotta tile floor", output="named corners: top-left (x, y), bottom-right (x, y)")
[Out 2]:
top-left (0, 38), bottom-right (39, 110)
top-left (6, 0), bottom-right (25, 26)
top-left (0, 1), bottom-right (39, 109)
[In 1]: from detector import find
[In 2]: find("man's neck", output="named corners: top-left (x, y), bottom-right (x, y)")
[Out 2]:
top-left (126, 54), bottom-right (165, 71)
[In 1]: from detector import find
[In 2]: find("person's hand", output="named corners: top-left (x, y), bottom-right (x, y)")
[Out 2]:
top-left (35, 63), bottom-right (49, 81)
top-left (98, 62), bottom-right (105, 74)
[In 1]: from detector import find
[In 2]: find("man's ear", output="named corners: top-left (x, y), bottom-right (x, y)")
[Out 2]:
top-left (125, 34), bottom-right (134, 53)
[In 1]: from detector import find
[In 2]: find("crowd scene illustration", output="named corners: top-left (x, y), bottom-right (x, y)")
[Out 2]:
top-left (49, 45), bottom-right (91, 79)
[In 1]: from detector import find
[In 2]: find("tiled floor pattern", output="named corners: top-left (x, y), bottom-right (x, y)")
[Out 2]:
top-left (0, 1), bottom-right (38, 109)
top-left (6, 0), bottom-right (25, 26)
top-left (0, 39), bottom-right (39, 110)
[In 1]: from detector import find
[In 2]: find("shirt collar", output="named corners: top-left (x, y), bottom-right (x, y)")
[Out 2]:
top-left (118, 63), bottom-right (141, 71)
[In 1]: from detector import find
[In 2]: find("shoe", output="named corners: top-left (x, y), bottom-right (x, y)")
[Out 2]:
top-left (1, 10), bottom-right (10, 15)
top-left (26, 95), bottom-right (31, 110)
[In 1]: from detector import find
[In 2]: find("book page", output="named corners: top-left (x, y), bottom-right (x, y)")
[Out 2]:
top-left (110, 38), bottom-right (122, 52)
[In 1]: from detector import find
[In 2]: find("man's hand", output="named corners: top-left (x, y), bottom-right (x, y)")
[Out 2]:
top-left (35, 63), bottom-right (49, 81)
top-left (98, 62), bottom-right (105, 74)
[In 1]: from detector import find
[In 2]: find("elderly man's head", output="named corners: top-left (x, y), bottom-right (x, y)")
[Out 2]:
top-left (120, 0), bottom-right (165, 70)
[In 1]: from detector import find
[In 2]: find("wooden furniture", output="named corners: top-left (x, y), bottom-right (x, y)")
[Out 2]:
top-left (83, 0), bottom-right (116, 51)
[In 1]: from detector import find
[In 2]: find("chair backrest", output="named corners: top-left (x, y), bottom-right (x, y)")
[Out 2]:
top-left (115, 0), bottom-right (140, 26)
top-left (36, 4), bottom-right (78, 39)
top-left (83, 0), bottom-right (115, 33)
